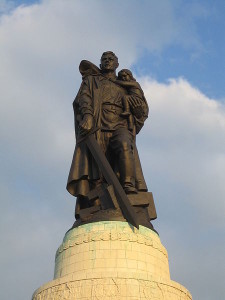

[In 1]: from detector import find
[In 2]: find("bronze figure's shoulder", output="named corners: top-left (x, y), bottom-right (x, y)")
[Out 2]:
top-left (79, 60), bottom-right (101, 78)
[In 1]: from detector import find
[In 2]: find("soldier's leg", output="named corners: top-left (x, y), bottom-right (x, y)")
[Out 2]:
top-left (110, 128), bottom-right (137, 194)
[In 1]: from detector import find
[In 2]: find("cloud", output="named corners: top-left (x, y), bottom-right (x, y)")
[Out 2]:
top-left (139, 77), bottom-right (225, 226)
top-left (0, 0), bottom-right (211, 175)
top-left (0, 1), bottom-right (224, 300)
top-left (137, 77), bottom-right (225, 299)
top-left (0, 0), bottom-right (14, 14)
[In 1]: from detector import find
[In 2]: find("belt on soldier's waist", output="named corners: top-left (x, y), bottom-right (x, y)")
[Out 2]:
top-left (102, 103), bottom-right (122, 112)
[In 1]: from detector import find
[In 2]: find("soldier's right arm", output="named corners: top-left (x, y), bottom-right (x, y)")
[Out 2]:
top-left (77, 77), bottom-right (94, 117)
top-left (75, 77), bottom-right (94, 135)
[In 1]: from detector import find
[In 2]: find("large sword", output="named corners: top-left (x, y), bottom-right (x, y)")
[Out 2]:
top-left (79, 129), bottom-right (139, 228)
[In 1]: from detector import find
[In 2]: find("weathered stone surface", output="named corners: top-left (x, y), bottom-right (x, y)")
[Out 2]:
top-left (32, 274), bottom-right (192, 300)
top-left (32, 222), bottom-right (192, 300)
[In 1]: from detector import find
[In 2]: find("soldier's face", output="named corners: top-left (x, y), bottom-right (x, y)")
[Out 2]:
top-left (101, 54), bottom-right (118, 71)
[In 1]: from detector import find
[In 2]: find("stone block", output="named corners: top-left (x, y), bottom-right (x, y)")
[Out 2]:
top-left (32, 221), bottom-right (192, 300)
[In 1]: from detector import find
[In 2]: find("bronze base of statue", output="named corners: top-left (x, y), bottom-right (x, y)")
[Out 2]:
top-left (71, 211), bottom-right (157, 233)
top-left (69, 190), bottom-right (158, 234)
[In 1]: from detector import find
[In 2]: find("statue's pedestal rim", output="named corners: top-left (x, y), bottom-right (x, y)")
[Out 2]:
top-left (32, 272), bottom-right (192, 300)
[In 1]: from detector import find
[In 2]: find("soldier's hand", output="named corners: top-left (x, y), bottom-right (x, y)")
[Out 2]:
top-left (79, 114), bottom-right (94, 136)
top-left (128, 98), bottom-right (144, 118)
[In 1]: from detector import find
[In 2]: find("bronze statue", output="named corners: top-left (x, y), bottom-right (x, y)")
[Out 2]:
top-left (67, 51), bottom-right (157, 229)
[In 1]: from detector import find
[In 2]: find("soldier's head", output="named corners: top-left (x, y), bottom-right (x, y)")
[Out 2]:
top-left (100, 51), bottom-right (119, 72)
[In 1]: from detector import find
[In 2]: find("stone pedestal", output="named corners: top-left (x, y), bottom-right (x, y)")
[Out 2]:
top-left (32, 221), bottom-right (192, 300)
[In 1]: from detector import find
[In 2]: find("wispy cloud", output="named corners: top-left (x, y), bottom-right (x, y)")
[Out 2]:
top-left (0, 1), bottom-right (224, 300)
top-left (0, 0), bottom-right (14, 15)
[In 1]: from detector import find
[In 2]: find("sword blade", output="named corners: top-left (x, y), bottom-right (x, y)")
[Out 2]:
top-left (85, 133), bottom-right (139, 228)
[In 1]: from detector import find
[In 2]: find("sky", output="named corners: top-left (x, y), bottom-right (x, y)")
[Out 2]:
top-left (0, 0), bottom-right (224, 299)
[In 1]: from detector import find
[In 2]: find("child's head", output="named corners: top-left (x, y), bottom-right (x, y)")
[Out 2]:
top-left (118, 69), bottom-right (136, 81)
